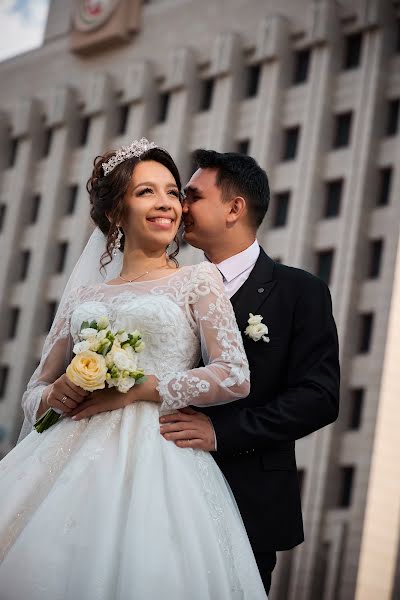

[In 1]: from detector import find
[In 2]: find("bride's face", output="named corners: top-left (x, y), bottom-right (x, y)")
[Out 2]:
top-left (122, 160), bottom-right (182, 251)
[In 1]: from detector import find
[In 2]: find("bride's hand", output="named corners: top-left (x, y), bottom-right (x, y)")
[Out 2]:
top-left (70, 375), bottom-right (160, 420)
top-left (38, 374), bottom-right (88, 418)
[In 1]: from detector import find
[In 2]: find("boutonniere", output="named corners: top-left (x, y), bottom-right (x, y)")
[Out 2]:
top-left (244, 313), bottom-right (270, 343)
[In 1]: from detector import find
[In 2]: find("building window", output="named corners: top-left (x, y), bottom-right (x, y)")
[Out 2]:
top-left (8, 137), bottom-right (18, 167)
top-left (55, 241), bottom-right (68, 273)
top-left (245, 64), bottom-right (261, 98)
top-left (7, 307), bottom-right (20, 339)
top-left (332, 112), bottom-right (352, 148)
top-left (282, 126), bottom-right (300, 161)
top-left (65, 185), bottom-right (78, 215)
top-left (42, 128), bottom-right (53, 158)
top-left (0, 365), bottom-right (9, 398)
top-left (78, 116), bottom-right (90, 147)
top-left (198, 78), bottom-right (214, 112)
top-left (316, 250), bottom-right (334, 285)
top-left (18, 249), bottom-right (31, 281)
top-left (0, 203), bottom-right (6, 232)
top-left (293, 48), bottom-right (310, 84)
top-left (236, 140), bottom-right (249, 155)
top-left (46, 301), bottom-right (57, 332)
top-left (343, 32), bottom-right (363, 70)
top-left (358, 312), bottom-right (374, 354)
top-left (29, 194), bottom-right (41, 224)
top-left (348, 388), bottom-right (364, 430)
top-left (116, 104), bottom-right (129, 135)
top-left (272, 191), bottom-right (290, 228)
top-left (157, 92), bottom-right (170, 123)
top-left (367, 239), bottom-right (384, 279)
top-left (338, 466), bottom-right (355, 507)
top-left (385, 99), bottom-right (399, 136)
top-left (377, 167), bottom-right (392, 207)
top-left (324, 179), bottom-right (343, 218)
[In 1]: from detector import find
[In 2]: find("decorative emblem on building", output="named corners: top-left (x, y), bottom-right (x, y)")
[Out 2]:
top-left (73, 0), bottom-right (121, 33)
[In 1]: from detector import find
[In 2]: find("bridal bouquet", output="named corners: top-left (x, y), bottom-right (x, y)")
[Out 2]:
top-left (34, 316), bottom-right (146, 433)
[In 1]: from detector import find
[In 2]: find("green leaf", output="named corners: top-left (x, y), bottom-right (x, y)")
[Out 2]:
top-left (89, 320), bottom-right (98, 329)
top-left (80, 320), bottom-right (90, 331)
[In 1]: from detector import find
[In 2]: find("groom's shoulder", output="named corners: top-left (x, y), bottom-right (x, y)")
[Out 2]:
top-left (262, 250), bottom-right (329, 295)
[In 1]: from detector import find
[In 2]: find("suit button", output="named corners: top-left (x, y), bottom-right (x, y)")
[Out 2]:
top-left (258, 287), bottom-right (264, 293)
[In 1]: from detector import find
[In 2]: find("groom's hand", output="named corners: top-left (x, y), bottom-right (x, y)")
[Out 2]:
top-left (159, 407), bottom-right (216, 451)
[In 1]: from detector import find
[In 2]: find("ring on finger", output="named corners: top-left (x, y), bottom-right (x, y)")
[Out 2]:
top-left (61, 395), bottom-right (68, 405)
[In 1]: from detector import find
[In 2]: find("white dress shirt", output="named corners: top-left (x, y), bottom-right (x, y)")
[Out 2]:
top-left (213, 239), bottom-right (260, 298)
top-left (206, 239), bottom-right (260, 449)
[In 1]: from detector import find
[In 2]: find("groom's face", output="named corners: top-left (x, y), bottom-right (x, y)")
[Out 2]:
top-left (182, 168), bottom-right (229, 251)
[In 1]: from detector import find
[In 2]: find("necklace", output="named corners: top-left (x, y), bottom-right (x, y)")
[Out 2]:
top-left (119, 264), bottom-right (169, 283)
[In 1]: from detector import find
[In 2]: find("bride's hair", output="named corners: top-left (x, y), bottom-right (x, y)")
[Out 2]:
top-left (87, 147), bottom-right (183, 270)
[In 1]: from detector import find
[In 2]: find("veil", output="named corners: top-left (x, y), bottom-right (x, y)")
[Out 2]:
top-left (17, 228), bottom-right (123, 442)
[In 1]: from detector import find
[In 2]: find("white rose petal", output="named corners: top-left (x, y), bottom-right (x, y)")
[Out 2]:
top-left (73, 340), bottom-right (91, 354)
top-left (80, 327), bottom-right (98, 339)
top-left (247, 313), bottom-right (263, 325)
top-left (117, 332), bottom-right (129, 343)
top-left (113, 350), bottom-right (133, 371)
top-left (96, 329), bottom-right (108, 341)
top-left (117, 377), bottom-right (136, 393)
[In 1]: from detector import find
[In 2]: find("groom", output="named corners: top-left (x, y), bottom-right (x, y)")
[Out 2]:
top-left (159, 149), bottom-right (340, 593)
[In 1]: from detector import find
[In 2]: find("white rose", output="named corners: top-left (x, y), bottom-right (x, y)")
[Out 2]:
top-left (113, 350), bottom-right (134, 371)
top-left (245, 323), bottom-right (270, 342)
top-left (97, 315), bottom-right (109, 330)
top-left (80, 327), bottom-right (98, 339)
top-left (117, 377), bottom-right (136, 393)
top-left (73, 340), bottom-right (91, 354)
top-left (247, 313), bottom-right (263, 325)
top-left (117, 331), bottom-right (129, 343)
top-left (96, 329), bottom-right (108, 341)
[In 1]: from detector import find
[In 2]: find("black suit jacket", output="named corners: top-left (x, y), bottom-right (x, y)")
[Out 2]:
top-left (202, 248), bottom-right (340, 552)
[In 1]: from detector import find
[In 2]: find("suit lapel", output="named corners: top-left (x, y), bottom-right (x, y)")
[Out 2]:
top-left (231, 248), bottom-right (277, 332)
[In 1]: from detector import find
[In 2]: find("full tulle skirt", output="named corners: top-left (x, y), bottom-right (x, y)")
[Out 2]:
top-left (0, 403), bottom-right (266, 599)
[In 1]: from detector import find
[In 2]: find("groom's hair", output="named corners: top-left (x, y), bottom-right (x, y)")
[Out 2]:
top-left (192, 149), bottom-right (269, 229)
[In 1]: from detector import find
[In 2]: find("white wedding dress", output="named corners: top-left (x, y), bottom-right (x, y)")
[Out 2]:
top-left (0, 262), bottom-right (267, 600)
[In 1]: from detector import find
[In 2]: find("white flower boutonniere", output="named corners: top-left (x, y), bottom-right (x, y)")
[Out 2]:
top-left (245, 313), bottom-right (270, 343)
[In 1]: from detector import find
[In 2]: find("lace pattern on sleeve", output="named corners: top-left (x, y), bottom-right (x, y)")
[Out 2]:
top-left (19, 287), bottom-right (91, 439)
top-left (156, 262), bottom-right (250, 411)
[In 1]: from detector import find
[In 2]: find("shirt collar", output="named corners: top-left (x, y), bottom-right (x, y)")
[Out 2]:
top-left (208, 240), bottom-right (260, 283)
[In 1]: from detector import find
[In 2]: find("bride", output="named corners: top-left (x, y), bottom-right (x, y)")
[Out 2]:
top-left (0, 139), bottom-right (267, 599)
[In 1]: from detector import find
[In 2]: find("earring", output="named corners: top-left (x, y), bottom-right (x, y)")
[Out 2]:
top-left (113, 227), bottom-right (123, 256)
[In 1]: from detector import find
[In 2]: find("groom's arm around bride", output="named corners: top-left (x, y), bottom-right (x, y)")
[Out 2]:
top-left (160, 148), bottom-right (340, 594)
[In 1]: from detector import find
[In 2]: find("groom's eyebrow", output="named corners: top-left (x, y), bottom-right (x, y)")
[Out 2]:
top-left (184, 185), bottom-right (201, 195)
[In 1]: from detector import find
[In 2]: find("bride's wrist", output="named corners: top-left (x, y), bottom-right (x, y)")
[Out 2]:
top-left (36, 387), bottom-right (50, 418)
top-left (136, 375), bottom-right (160, 404)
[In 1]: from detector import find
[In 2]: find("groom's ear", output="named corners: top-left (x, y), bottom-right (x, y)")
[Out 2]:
top-left (226, 196), bottom-right (246, 223)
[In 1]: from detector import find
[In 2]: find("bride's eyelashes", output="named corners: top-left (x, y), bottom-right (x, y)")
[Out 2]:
top-left (136, 187), bottom-right (180, 198)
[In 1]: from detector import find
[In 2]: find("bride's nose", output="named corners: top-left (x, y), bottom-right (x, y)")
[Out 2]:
top-left (155, 193), bottom-right (176, 210)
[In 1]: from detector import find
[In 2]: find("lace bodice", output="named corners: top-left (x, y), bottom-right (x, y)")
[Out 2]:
top-left (20, 262), bottom-right (250, 433)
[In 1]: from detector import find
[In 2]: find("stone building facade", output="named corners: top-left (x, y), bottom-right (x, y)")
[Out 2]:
top-left (0, 1), bottom-right (399, 598)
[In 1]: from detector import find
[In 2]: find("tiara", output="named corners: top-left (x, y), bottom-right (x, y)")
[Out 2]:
top-left (102, 138), bottom-right (158, 176)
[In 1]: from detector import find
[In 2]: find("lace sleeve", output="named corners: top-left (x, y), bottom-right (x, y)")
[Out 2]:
top-left (157, 263), bottom-right (250, 412)
top-left (18, 290), bottom-right (78, 441)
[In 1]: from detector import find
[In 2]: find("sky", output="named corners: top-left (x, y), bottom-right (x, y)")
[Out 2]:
top-left (0, 0), bottom-right (50, 63)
